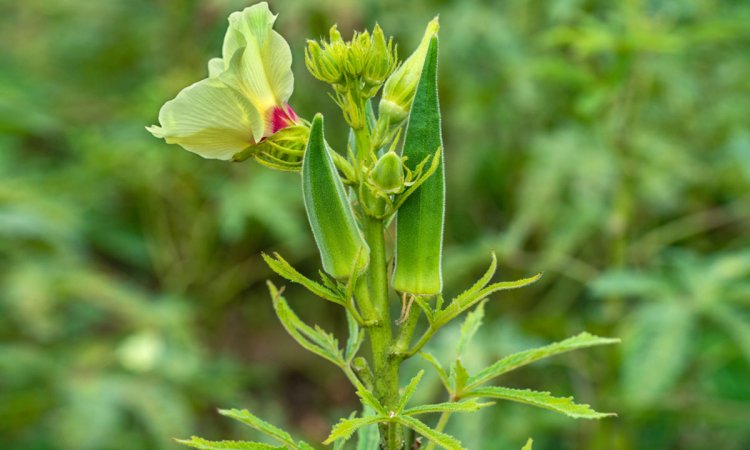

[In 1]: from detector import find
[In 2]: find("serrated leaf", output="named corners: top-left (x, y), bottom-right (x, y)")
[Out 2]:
top-left (622, 301), bottom-right (693, 407)
top-left (176, 437), bottom-right (284, 450)
top-left (436, 274), bottom-right (542, 327)
top-left (465, 387), bottom-right (614, 419)
top-left (467, 332), bottom-right (619, 390)
top-left (456, 300), bottom-right (486, 355)
top-left (345, 310), bottom-right (364, 362)
top-left (450, 254), bottom-right (497, 311)
top-left (355, 406), bottom-right (380, 450)
top-left (403, 399), bottom-right (493, 416)
top-left (218, 409), bottom-right (296, 447)
top-left (450, 358), bottom-right (469, 394)
top-left (324, 415), bottom-right (386, 445)
top-left (522, 438), bottom-right (533, 450)
top-left (355, 385), bottom-right (387, 415)
top-left (262, 252), bottom-right (346, 305)
top-left (268, 281), bottom-right (345, 367)
top-left (397, 370), bottom-right (424, 413)
top-left (419, 352), bottom-right (451, 394)
top-left (393, 414), bottom-right (465, 450)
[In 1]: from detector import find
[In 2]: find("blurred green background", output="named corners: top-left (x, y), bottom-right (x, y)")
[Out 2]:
top-left (2, 0), bottom-right (749, 449)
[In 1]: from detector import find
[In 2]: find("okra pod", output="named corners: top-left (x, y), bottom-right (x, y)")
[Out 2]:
top-left (392, 37), bottom-right (444, 295)
top-left (302, 114), bottom-right (370, 279)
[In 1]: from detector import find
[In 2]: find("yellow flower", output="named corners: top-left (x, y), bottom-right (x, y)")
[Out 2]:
top-left (147, 3), bottom-right (300, 161)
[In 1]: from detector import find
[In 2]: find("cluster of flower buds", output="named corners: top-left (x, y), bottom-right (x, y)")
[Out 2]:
top-left (306, 24), bottom-right (398, 128)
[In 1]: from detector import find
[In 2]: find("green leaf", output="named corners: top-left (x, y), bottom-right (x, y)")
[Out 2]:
top-left (355, 384), bottom-right (387, 415)
top-left (456, 300), bottom-right (486, 355)
top-left (324, 415), bottom-right (386, 445)
top-left (355, 406), bottom-right (380, 450)
top-left (176, 437), bottom-right (284, 450)
top-left (262, 252), bottom-right (346, 306)
top-left (302, 114), bottom-right (370, 279)
top-left (268, 281), bottom-right (345, 367)
top-left (393, 36), bottom-right (445, 296)
top-left (522, 438), bottom-right (533, 450)
top-left (450, 254), bottom-right (497, 311)
top-left (218, 409), bottom-right (296, 448)
top-left (450, 358), bottom-right (470, 394)
top-left (345, 310), bottom-right (364, 362)
top-left (622, 301), bottom-right (693, 407)
top-left (464, 387), bottom-right (614, 419)
top-left (467, 332), bottom-right (619, 390)
top-left (403, 400), bottom-right (493, 416)
top-left (419, 352), bottom-right (451, 394)
top-left (437, 274), bottom-right (542, 327)
top-left (393, 414), bottom-right (465, 450)
top-left (397, 370), bottom-right (424, 413)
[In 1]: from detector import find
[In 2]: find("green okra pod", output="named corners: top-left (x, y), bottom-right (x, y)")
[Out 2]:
top-left (392, 36), bottom-right (444, 295)
top-left (302, 114), bottom-right (370, 279)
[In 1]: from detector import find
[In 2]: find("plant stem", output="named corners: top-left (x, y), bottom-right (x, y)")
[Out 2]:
top-left (353, 123), bottom-right (403, 449)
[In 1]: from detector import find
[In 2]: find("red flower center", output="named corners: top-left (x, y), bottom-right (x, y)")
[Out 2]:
top-left (268, 104), bottom-right (299, 135)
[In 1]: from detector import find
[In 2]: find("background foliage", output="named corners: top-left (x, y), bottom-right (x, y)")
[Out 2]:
top-left (2, 0), bottom-right (749, 449)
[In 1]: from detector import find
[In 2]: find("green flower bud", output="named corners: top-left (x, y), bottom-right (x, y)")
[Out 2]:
top-left (379, 17), bottom-right (439, 127)
top-left (305, 40), bottom-right (342, 85)
top-left (370, 151), bottom-right (405, 194)
top-left (303, 114), bottom-right (370, 279)
top-left (363, 24), bottom-right (398, 96)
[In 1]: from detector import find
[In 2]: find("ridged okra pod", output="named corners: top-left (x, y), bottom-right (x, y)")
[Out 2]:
top-left (393, 37), bottom-right (444, 295)
top-left (302, 114), bottom-right (370, 279)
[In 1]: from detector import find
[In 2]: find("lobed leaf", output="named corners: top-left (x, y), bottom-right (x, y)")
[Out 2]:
top-left (268, 282), bottom-right (345, 367)
top-left (393, 414), bottom-right (465, 450)
top-left (262, 252), bottom-right (346, 306)
top-left (324, 415), bottom-right (386, 445)
top-left (218, 409), bottom-right (296, 448)
top-left (176, 437), bottom-right (284, 450)
top-left (403, 400), bottom-right (493, 416)
top-left (397, 370), bottom-right (424, 413)
top-left (466, 332), bottom-right (619, 389)
top-left (465, 387), bottom-right (615, 419)
top-left (355, 408), bottom-right (380, 450)
top-left (450, 254), bottom-right (497, 311)
top-left (456, 300), bottom-right (486, 356)
top-left (355, 384), bottom-right (387, 415)
top-left (419, 352), bottom-right (451, 394)
top-left (437, 274), bottom-right (542, 327)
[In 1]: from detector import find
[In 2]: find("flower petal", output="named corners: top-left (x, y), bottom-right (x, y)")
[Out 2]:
top-left (207, 57), bottom-right (224, 78)
top-left (147, 77), bottom-right (262, 160)
top-left (220, 2), bottom-right (294, 114)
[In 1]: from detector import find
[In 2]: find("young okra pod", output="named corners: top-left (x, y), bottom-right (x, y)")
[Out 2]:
top-left (302, 114), bottom-right (370, 279)
top-left (392, 37), bottom-right (444, 295)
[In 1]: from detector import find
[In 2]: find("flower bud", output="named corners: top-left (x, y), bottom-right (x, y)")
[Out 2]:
top-left (363, 24), bottom-right (398, 96)
top-left (370, 151), bottom-right (404, 194)
top-left (379, 18), bottom-right (439, 127)
top-left (305, 40), bottom-right (342, 85)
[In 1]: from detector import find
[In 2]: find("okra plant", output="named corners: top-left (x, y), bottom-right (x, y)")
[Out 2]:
top-left (148, 4), bottom-right (618, 449)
